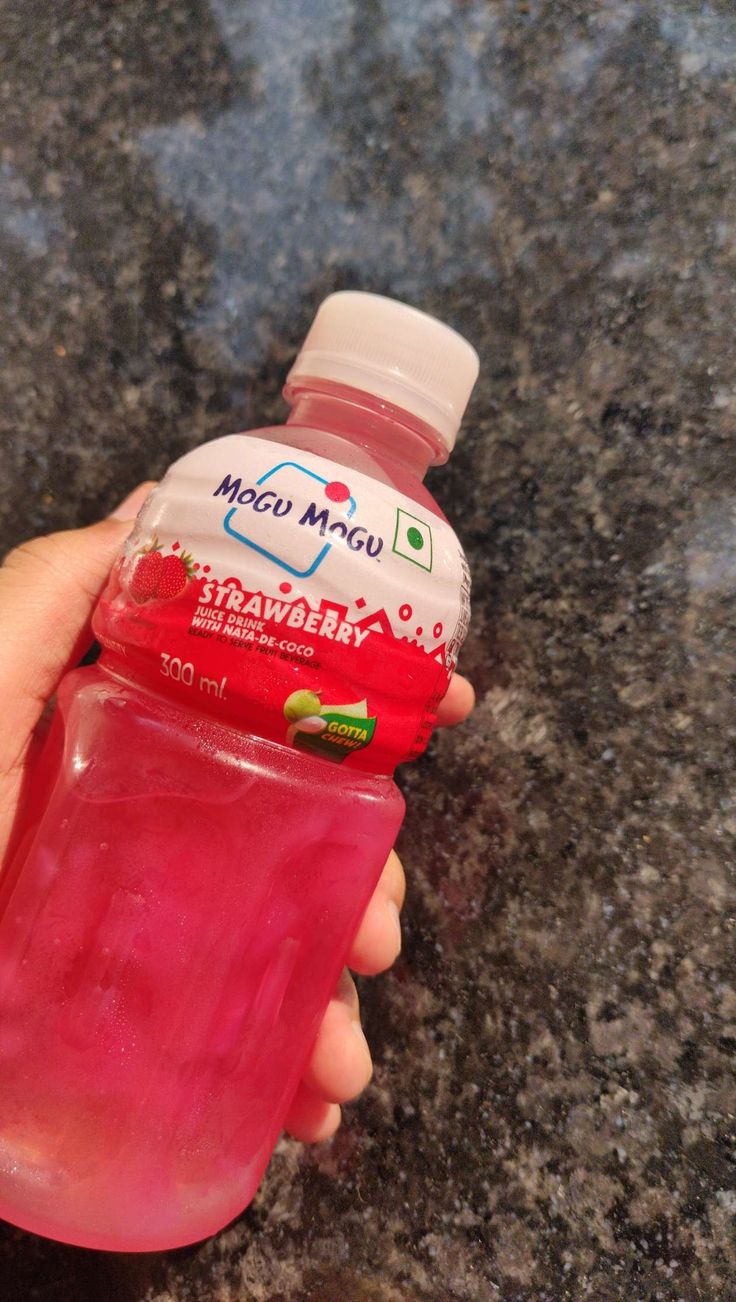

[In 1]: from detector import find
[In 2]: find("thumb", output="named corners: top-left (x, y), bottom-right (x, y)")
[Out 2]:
top-left (0, 482), bottom-right (155, 779)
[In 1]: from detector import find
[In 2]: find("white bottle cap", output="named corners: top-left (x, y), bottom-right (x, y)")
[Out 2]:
top-left (285, 291), bottom-right (480, 455)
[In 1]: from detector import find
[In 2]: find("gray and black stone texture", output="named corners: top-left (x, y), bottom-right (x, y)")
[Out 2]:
top-left (1, 2), bottom-right (735, 1298)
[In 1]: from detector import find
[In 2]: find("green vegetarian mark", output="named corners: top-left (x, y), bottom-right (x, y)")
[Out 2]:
top-left (392, 508), bottom-right (433, 572)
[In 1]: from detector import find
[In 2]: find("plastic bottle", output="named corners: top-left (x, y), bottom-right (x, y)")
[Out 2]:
top-left (0, 292), bottom-right (479, 1251)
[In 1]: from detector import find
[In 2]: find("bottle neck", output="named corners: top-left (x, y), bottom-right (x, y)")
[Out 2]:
top-left (283, 379), bottom-right (447, 483)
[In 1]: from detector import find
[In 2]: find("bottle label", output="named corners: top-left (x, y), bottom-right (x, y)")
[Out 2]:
top-left (95, 435), bottom-right (470, 772)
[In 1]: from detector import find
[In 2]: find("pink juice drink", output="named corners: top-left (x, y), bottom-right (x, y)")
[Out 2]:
top-left (0, 293), bottom-right (479, 1251)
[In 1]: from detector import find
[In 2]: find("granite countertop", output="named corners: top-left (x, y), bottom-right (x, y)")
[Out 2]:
top-left (1, 2), bottom-right (735, 1299)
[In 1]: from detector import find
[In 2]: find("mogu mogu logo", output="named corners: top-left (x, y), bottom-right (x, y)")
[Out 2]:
top-left (214, 460), bottom-right (385, 578)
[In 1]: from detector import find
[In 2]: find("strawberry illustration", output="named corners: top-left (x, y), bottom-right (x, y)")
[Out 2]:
top-left (129, 543), bottom-right (162, 603)
top-left (155, 550), bottom-right (196, 600)
top-left (127, 538), bottom-right (197, 603)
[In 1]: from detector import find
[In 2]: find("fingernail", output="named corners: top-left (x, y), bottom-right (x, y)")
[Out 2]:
top-left (387, 899), bottom-right (402, 954)
top-left (110, 481), bottom-right (156, 521)
top-left (336, 968), bottom-right (359, 1016)
top-left (351, 1020), bottom-right (370, 1053)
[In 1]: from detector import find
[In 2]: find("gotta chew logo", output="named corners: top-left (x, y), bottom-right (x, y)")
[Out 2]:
top-left (214, 462), bottom-right (383, 578)
top-left (283, 689), bottom-right (377, 764)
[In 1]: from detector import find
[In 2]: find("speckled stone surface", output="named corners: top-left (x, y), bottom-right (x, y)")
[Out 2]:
top-left (1, 2), bottom-right (735, 1298)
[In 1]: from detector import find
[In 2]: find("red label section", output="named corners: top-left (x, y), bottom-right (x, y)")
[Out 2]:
top-left (95, 554), bottom-right (452, 775)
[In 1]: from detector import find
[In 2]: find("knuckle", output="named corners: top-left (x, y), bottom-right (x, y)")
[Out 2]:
top-left (3, 533), bottom-right (64, 578)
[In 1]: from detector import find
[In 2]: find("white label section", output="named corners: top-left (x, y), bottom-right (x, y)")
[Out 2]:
top-left (133, 433), bottom-right (470, 670)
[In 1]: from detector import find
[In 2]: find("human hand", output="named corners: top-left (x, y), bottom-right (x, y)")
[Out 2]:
top-left (0, 483), bottom-right (474, 1143)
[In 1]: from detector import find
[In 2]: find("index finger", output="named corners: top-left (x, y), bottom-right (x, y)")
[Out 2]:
top-left (435, 673), bottom-right (475, 728)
